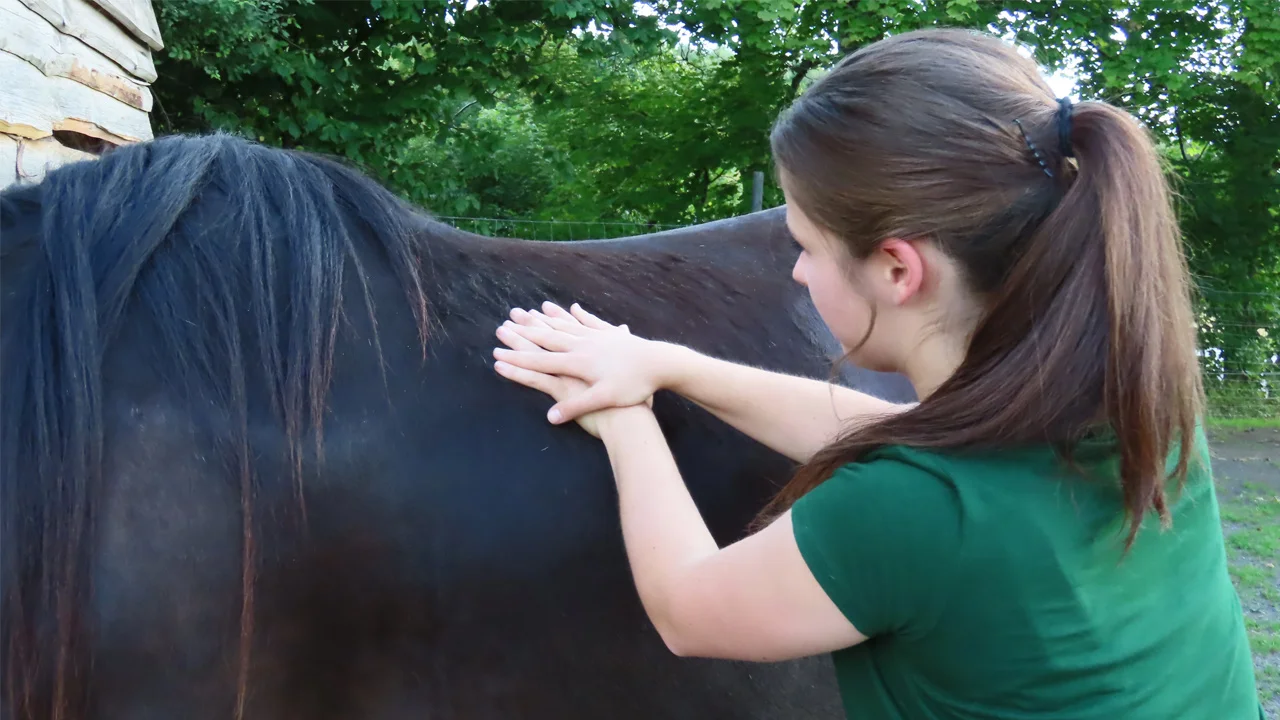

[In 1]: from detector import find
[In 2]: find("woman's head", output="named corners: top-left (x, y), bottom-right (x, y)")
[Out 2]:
top-left (783, 185), bottom-right (981, 385)
top-left (764, 28), bottom-right (1205, 549)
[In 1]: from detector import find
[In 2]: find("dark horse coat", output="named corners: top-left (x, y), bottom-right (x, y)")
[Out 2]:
top-left (0, 134), bottom-right (915, 719)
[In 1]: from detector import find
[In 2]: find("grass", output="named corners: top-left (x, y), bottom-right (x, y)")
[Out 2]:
top-left (1204, 375), bottom-right (1279, 423)
top-left (1220, 480), bottom-right (1280, 712)
top-left (1210, 417), bottom-right (1280, 431)
top-left (1246, 618), bottom-right (1280, 655)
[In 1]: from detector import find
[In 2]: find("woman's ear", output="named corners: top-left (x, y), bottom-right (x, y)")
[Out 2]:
top-left (874, 238), bottom-right (926, 306)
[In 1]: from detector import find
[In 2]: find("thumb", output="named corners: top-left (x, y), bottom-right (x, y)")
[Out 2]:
top-left (548, 385), bottom-right (612, 424)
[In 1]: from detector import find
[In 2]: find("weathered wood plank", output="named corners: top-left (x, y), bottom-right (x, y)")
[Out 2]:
top-left (89, 0), bottom-right (162, 51)
top-left (0, 134), bottom-right (20, 189)
top-left (0, 0), bottom-right (152, 111)
top-left (15, 134), bottom-right (96, 183)
top-left (0, 49), bottom-right (153, 144)
top-left (17, 0), bottom-right (156, 82)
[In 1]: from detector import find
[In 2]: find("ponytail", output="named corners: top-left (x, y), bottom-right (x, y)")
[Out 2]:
top-left (1072, 101), bottom-right (1204, 545)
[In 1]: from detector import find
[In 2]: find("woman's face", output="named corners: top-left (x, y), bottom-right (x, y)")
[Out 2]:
top-left (781, 181), bottom-right (985, 392)
top-left (784, 197), bottom-right (894, 372)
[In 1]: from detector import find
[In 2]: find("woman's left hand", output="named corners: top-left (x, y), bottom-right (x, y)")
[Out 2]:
top-left (493, 310), bottom-right (648, 438)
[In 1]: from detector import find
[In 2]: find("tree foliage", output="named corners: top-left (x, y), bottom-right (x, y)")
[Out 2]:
top-left (152, 0), bottom-right (1278, 404)
top-left (153, 0), bottom-right (670, 184)
top-left (395, 97), bottom-right (573, 218)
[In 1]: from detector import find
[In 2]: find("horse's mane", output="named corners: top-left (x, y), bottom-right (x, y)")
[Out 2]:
top-left (0, 133), bottom-right (432, 719)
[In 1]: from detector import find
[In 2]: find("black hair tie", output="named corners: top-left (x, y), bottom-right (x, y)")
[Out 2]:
top-left (1012, 119), bottom-right (1052, 178)
top-left (1056, 97), bottom-right (1074, 158)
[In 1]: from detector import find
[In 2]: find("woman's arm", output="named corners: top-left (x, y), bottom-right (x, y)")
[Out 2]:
top-left (495, 302), bottom-right (912, 463)
top-left (491, 312), bottom-right (871, 661)
top-left (653, 342), bottom-right (910, 463)
top-left (595, 405), bottom-right (868, 661)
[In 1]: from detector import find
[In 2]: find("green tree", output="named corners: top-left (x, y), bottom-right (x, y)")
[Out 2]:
top-left (394, 97), bottom-right (574, 217)
top-left (152, 0), bottom-right (671, 189)
top-left (152, 0), bottom-right (1278, 411)
top-left (528, 43), bottom-right (750, 223)
top-left (647, 0), bottom-right (1010, 204)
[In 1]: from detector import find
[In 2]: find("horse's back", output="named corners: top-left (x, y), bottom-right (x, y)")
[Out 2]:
top-left (78, 222), bottom-right (864, 719)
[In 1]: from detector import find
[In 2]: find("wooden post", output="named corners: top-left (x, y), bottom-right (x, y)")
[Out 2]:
top-left (751, 170), bottom-right (764, 212)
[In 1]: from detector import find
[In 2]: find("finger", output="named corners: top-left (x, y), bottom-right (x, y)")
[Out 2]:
top-left (530, 309), bottom-right (589, 336)
top-left (493, 347), bottom-right (582, 376)
top-left (548, 385), bottom-right (614, 425)
top-left (502, 323), bottom-right (579, 352)
top-left (494, 360), bottom-right (565, 399)
top-left (495, 323), bottom-right (543, 352)
top-left (569, 303), bottom-right (617, 331)
top-left (511, 308), bottom-right (554, 330)
top-left (541, 302), bottom-right (575, 322)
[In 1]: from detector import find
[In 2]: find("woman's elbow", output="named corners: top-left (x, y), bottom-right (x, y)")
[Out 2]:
top-left (656, 621), bottom-right (748, 660)
top-left (659, 629), bottom-right (777, 663)
top-left (651, 605), bottom-right (712, 658)
top-left (663, 637), bottom-right (693, 658)
top-left (654, 619), bottom-right (696, 657)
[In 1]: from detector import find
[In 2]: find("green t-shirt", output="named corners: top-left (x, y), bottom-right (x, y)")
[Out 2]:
top-left (791, 427), bottom-right (1262, 719)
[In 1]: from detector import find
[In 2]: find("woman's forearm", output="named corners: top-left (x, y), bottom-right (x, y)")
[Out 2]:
top-left (653, 343), bottom-right (912, 463)
top-left (596, 405), bottom-right (717, 654)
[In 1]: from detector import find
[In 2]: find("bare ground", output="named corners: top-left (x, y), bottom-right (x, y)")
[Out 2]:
top-left (1209, 426), bottom-right (1280, 716)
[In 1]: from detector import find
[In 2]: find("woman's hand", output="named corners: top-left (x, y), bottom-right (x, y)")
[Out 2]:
top-left (494, 301), bottom-right (670, 425)
top-left (492, 309), bottom-right (620, 437)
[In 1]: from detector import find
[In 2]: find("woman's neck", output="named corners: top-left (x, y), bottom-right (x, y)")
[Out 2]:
top-left (903, 333), bottom-right (968, 400)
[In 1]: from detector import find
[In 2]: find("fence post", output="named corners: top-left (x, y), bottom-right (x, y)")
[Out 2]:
top-left (751, 170), bottom-right (764, 213)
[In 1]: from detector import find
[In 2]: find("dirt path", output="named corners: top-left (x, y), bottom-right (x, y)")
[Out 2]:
top-left (1211, 426), bottom-right (1280, 495)
top-left (1210, 426), bottom-right (1280, 716)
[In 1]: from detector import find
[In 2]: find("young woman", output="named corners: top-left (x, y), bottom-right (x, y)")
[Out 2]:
top-left (491, 28), bottom-right (1262, 718)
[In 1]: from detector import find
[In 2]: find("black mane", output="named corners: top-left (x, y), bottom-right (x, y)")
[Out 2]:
top-left (0, 133), bottom-right (433, 718)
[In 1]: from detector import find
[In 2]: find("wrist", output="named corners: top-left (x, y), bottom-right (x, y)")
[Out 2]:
top-left (649, 341), bottom-right (699, 392)
top-left (597, 404), bottom-right (655, 439)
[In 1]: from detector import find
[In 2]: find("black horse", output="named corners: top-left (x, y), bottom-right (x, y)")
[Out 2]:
top-left (0, 133), bottom-right (914, 719)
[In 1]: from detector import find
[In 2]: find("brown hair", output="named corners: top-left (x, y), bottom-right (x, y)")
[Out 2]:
top-left (764, 28), bottom-right (1204, 549)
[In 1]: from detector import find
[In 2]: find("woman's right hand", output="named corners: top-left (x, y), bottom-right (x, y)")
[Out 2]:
top-left (494, 301), bottom-right (680, 425)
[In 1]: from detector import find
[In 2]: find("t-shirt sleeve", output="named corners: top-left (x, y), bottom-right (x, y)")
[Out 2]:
top-left (791, 454), bottom-right (963, 638)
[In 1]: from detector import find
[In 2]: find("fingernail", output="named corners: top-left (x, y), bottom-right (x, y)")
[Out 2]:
top-left (494, 360), bottom-right (510, 372)
top-left (493, 347), bottom-right (509, 357)
top-left (547, 408), bottom-right (562, 423)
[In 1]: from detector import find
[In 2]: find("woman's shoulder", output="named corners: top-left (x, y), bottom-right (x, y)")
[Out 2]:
top-left (791, 447), bottom-right (968, 638)
top-left (854, 441), bottom-right (1062, 483)
top-left (799, 448), bottom-right (967, 536)
top-left (812, 422), bottom-right (1217, 523)
top-left (860, 420), bottom-right (1213, 482)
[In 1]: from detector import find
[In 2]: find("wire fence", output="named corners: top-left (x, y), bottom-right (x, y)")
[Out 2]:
top-left (437, 215), bottom-right (1278, 419)
top-left (435, 215), bottom-right (684, 241)
top-left (1204, 378), bottom-right (1278, 419)
top-left (1195, 283), bottom-right (1278, 418)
